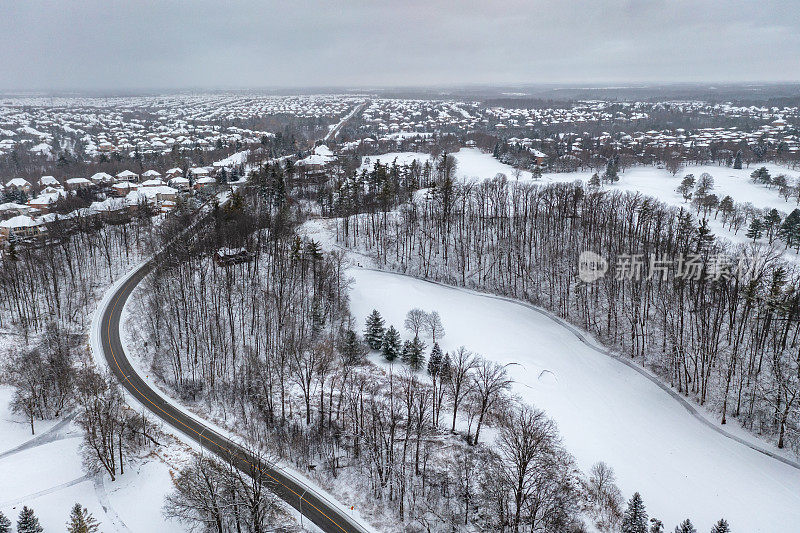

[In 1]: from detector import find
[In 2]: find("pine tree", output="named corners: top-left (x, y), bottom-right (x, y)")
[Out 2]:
top-left (674, 519), bottom-right (697, 533)
top-left (621, 492), bottom-right (648, 533)
top-left (16, 507), bottom-right (43, 533)
top-left (696, 218), bottom-right (714, 252)
top-left (427, 342), bottom-right (444, 376)
top-left (401, 339), bottom-right (414, 365)
top-left (67, 503), bottom-right (100, 533)
top-left (733, 150), bottom-right (742, 169)
top-left (746, 218), bottom-right (764, 242)
top-left (718, 195), bottom-right (734, 219)
top-left (0, 511), bottom-right (10, 533)
top-left (382, 326), bottom-right (402, 362)
top-left (339, 328), bottom-right (367, 365)
top-left (763, 208), bottom-right (782, 243)
top-left (750, 166), bottom-right (771, 186)
top-left (404, 335), bottom-right (427, 370)
top-left (650, 518), bottom-right (665, 533)
top-left (364, 310), bottom-right (386, 350)
top-left (710, 519), bottom-right (730, 533)
top-left (440, 352), bottom-right (452, 381)
top-left (604, 156), bottom-right (619, 183)
top-left (588, 172), bottom-right (601, 188)
top-left (677, 174), bottom-right (696, 201)
top-left (779, 209), bottom-right (800, 247)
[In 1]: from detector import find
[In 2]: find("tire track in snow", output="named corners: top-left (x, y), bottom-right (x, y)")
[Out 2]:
top-left (0, 412), bottom-right (78, 460)
top-left (93, 474), bottom-right (132, 533)
top-left (0, 473), bottom-right (92, 508)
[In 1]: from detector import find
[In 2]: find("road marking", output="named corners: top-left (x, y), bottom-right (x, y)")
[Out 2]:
top-left (104, 264), bottom-right (354, 533)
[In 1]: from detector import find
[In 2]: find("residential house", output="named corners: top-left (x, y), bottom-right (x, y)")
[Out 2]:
top-left (5, 178), bottom-right (32, 193)
top-left (0, 215), bottom-right (44, 241)
top-left (115, 170), bottom-right (139, 182)
top-left (65, 177), bottom-right (93, 190)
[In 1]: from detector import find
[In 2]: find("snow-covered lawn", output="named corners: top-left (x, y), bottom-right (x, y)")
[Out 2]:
top-left (361, 148), bottom-right (529, 182)
top-left (346, 267), bottom-right (800, 533)
top-left (0, 385), bottom-right (188, 532)
top-left (543, 163), bottom-right (799, 211)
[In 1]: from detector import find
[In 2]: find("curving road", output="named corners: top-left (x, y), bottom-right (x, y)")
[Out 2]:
top-left (98, 258), bottom-right (368, 533)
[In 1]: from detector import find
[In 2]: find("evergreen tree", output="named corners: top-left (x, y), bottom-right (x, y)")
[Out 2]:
top-left (746, 218), bottom-right (764, 242)
top-left (710, 519), bottom-right (730, 533)
top-left (718, 195), bottom-right (734, 219)
top-left (588, 172), bottom-right (601, 188)
top-left (403, 335), bottom-right (427, 370)
top-left (764, 208), bottom-right (783, 242)
top-left (779, 209), bottom-right (800, 250)
top-left (67, 503), bottom-right (100, 533)
top-left (621, 492), bottom-right (648, 533)
top-left (696, 218), bottom-right (714, 252)
top-left (677, 174), bottom-right (696, 202)
top-left (381, 326), bottom-right (402, 362)
top-left (364, 310), bottom-right (386, 350)
top-left (272, 170), bottom-right (286, 207)
top-left (0, 511), bottom-right (10, 533)
top-left (401, 339), bottom-right (414, 365)
top-left (750, 166), bottom-right (771, 186)
top-left (427, 342), bottom-right (444, 376)
top-left (16, 507), bottom-right (43, 533)
top-left (604, 156), bottom-right (620, 183)
top-left (674, 519), bottom-right (697, 533)
top-left (339, 329), bottom-right (367, 365)
top-left (733, 150), bottom-right (742, 169)
top-left (650, 518), bottom-right (665, 533)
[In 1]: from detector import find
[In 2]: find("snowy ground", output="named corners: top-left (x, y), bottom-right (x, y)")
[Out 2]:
top-left (0, 386), bottom-right (189, 533)
top-left (344, 266), bottom-right (800, 533)
top-left (362, 148), bottom-right (800, 259)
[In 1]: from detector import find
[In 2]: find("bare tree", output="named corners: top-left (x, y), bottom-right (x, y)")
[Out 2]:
top-left (448, 347), bottom-right (476, 432)
top-left (423, 310), bottom-right (445, 344)
top-left (584, 462), bottom-right (624, 532)
top-left (471, 358), bottom-right (513, 444)
top-left (404, 308), bottom-right (427, 337)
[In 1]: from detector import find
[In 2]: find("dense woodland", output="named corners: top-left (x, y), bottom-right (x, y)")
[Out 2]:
top-left (0, 210), bottom-right (168, 496)
top-left (129, 190), bottom-right (594, 532)
top-left (337, 166), bottom-right (800, 455)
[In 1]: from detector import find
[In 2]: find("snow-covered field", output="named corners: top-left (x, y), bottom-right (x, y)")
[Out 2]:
top-left (363, 148), bottom-right (800, 258)
top-left (366, 148), bottom-right (800, 213)
top-left (345, 267), bottom-right (800, 533)
top-left (0, 386), bottom-right (188, 533)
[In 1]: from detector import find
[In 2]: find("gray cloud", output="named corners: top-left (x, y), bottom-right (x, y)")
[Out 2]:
top-left (0, 0), bottom-right (798, 91)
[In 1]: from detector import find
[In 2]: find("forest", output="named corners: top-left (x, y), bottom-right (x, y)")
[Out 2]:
top-left (336, 164), bottom-right (800, 455)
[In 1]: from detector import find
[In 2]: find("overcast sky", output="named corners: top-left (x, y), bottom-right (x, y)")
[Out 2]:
top-left (1, 0), bottom-right (798, 91)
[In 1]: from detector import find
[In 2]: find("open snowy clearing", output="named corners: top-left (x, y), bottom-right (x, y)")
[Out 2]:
top-left (345, 267), bottom-right (800, 533)
top-left (0, 386), bottom-right (187, 533)
top-left (362, 148), bottom-right (800, 213)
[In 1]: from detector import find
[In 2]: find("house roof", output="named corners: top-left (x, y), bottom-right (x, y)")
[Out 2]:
top-left (0, 215), bottom-right (39, 229)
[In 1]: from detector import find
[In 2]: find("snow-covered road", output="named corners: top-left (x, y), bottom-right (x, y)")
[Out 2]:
top-left (346, 267), bottom-right (800, 533)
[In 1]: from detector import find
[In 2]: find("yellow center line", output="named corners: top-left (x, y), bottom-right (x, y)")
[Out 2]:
top-left (105, 265), bottom-right (351, 533)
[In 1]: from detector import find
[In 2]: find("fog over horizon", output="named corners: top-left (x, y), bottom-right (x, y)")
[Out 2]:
top-left (1, 0), bottom-right (799, 92)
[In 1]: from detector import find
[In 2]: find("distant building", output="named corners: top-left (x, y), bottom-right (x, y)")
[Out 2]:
top-left (115, 170), bottom-right (139, 182)
top-left (5, 178), bottom-right (32, 193)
